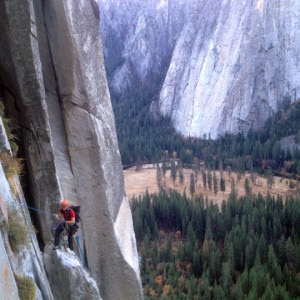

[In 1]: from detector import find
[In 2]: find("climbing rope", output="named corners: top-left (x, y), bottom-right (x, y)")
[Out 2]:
top-left (26, 204), bottom-right (56, 217)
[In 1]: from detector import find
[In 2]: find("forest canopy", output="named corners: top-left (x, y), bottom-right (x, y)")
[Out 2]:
top-left (131, 189), bottom-right (300, 299)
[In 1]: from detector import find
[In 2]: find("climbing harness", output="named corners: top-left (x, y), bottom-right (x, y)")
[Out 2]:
top-left (26, 204), bottom-right (88, 269)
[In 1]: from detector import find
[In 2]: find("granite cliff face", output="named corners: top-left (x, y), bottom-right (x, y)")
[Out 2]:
top-left (0, 0), bottom-right (143, 299)
top-left (100, 0), bottom-right (300, 139)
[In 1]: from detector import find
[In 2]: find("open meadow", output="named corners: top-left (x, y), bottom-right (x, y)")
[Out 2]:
top-left (124, 164), bottom-right (298, 205)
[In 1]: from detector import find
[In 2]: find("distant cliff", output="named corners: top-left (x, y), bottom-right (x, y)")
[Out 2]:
top-left (0, 0), bottom-right (143, 299)
top-left (99, 0), bottom-right (300, 139)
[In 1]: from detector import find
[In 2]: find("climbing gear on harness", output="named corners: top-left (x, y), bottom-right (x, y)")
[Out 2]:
top-left (60, 228), bottom-right (69, 249)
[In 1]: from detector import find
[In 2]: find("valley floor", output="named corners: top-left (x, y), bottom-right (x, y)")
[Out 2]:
top-left (124, 165), bottom-right (296, 204)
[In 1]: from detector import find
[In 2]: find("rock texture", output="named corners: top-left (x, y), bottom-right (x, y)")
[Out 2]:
top-left (0, 157), bottom-right (54, 300)
top-left (0, 0), bottom-right (143, 299)
top-left (99, 0), bottom-right (300, 139)
top-left (0, 164), bottom-right (21, 300)
top-left (43, 245), bottom-right (101, 300)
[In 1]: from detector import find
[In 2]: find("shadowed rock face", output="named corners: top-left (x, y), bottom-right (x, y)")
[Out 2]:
top-left (0, 1), bottom-right (143, 299)
top-left (99, 0), bottom-right (300, 139)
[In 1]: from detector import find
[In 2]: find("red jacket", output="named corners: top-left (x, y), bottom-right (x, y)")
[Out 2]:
top-left (60, 208), bottom-right (75, 221)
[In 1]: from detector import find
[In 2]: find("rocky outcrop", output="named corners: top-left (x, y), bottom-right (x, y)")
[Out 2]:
top-left (99, 0), bottom-right (300, 139)
top-left (0, 0), bottom-right (143, 299)
top-left (43, 245), bottom-right (101, 300)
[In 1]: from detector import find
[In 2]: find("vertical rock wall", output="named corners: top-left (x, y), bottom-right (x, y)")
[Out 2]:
top-left (158, 0), bottom-right (300, 138)
top-left (99, 0), bottom-right (300, 139)
top-left (0, 0), bottom-right (143, 299)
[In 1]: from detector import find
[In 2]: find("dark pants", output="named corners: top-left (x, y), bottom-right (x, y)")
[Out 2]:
top-left (54, 223), bottom-right (75, 250)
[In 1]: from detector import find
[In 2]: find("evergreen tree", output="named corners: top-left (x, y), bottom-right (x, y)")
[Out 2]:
top-left (202, 238), bottom-right (210, 270)
top-left (224, 240), bottom-right (235, 274)
top-left (213, 170), bottom-right (218, 195)
top-left (193, 158), bottom-right (200, 187)
top-left (185, 240), bottom-right (194, 261)
top-left (170, 160), bottom-right (177, 187)
top-left (245, 231), bottom-right (257, 269)
top-left (236, 268), bottom-right (250, 296)
top-left (266, 169), bottom-right (275, 189)
top-left (226, 165), bottom-right (232, 177)
top-left (190, 173), bottom-right (195, 197)
top-left (210, 248), bottom-right (222, 282)
top-left (222, 262), bottom-right (232, 296)
top-left (202, 272), bottom-right (211, 299)
top-left (229, 178), bottom-right (238, 199)
top-left (278, 235), bottom-right (286, 267)
top-left (202, 170), bottom-right (207, 190)
top-left (244, 177), bottom-right (252, 197)
top-left (267, 244), bottom-right (281, 283)
top-left (257, 234), bottom-right (267, 265)
top-left (187, 222), bottom-right (196, 246)
top-left (213, 281), bottom-right (225, 299)
top-left (293, 244), bottom-right (300, 273)
top-left (178, 161), bottom-right (184, 186)
top-left (208, 169), bottom-right (212, 191)
top-left (285, 237), bottom-right (294, 267)
top-left (205, 216), bottom-right (213, 241)
top-left (192, 251), bottom-right (202, 277)
top-left (220, 177), bottom-right (226, 194)
top-left (218, 159), bottom-right (224, 178)
top-left (162, 155), bottom-right (167, 178)
top-left (156, 164), bottom-right (163, 190)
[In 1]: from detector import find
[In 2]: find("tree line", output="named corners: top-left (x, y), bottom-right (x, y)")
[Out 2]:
top-left (112, 88), bottom-right (300, 180)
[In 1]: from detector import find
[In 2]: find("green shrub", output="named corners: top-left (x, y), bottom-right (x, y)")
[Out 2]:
top-left (8, 209), bottom-right (28, 253)
top-left (0, 152), bottom-right (22, 177)
top-left (10, 140), bottom-right (19, 156)
top-left (15, 275), bottom-right (36, 300)
top-left (0, 152), bottom-right (23, 195)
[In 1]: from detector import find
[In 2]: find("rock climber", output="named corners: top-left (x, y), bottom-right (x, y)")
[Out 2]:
top-left (53, 200), bottom-right (76, 250)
